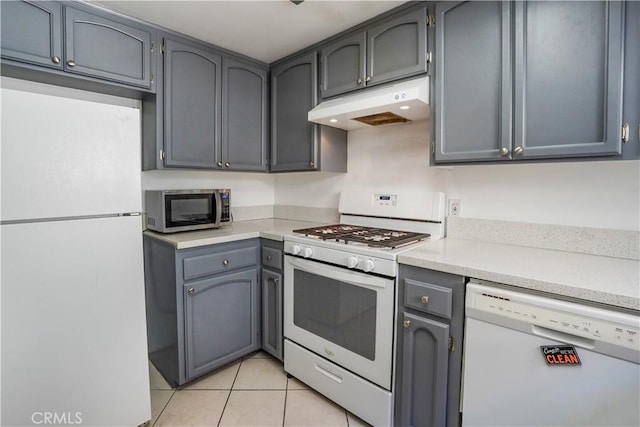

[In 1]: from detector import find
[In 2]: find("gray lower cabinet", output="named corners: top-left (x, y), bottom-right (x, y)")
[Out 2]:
top-left (184, 268), bottom-right (259, 380)
top-left (261, 240), bottom-right (284, 361)
top-left (435, 1), bottom-right (626, 163)
top-left (0, 1), bottom-right (63, 69)
top-left (163, 37), bottom-right (222, 169)
top-left (271, 50), bottom-right (347, 172)
top-left (222, 58), bottom-right (269, 171)
top-left (319, 5), bottom-right (428, 99)
top-left (395, 265), bottom-right (466, 427)
top-left (1, 1), bottom-right (155, 91)
top-left (144, 236), bottom-right (260, 386)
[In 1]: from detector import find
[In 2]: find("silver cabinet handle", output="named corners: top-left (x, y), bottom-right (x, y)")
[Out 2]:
top-left (51, 56), bottom-right (61, 64)
top-left (514, 146), bottom-right (524, 155)
top-left (420, 295), bottom-right (429, 304)
top-left (266, 255), bottom-right (272, 261)
top-left (217, 161), bottom-right (223, 167)
top-left (188, 287), bottom-right (195, 295)
top-left (66, 60), bottom-right (76, 67)
top-left (403, 319), bottom-right (411, 328)
top-left (223, 259), bottom-right (229, 266)
top-left (225, 162), bottom-right (230, 168)
top-left (499, 147), bottom-right (509, 156)
top-left (357, 78), bottom-right (363, 85)
top-left (308, 161), bottom-right (315, 167)
top-left (365, 76), bottom-right (371, 82)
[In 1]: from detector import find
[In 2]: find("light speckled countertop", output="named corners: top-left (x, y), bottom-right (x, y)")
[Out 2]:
top-left (143, 218), bottom-right (323, 249)
top-left (398, 238), bottom-right (640, 311)
top-left (143, 218), bottom-right (639, 311)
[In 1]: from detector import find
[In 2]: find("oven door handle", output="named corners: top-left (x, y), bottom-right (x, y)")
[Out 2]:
top-left (286, 256), bottom-right (391, 290)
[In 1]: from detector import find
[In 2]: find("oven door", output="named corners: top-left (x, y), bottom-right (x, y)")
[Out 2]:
top-left (284, 255), bottom-right (394, 390)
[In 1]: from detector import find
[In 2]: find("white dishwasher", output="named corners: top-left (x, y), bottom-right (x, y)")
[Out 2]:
top-left (462, 281), bottom-right (640, 427)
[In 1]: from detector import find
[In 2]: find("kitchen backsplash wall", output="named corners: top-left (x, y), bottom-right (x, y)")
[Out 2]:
top-left (141, 169), bottom-right (275, 211)
top-left (274, 120), bottom-right (640, 231)
top-left (140, 120), bottom-right (639, 232)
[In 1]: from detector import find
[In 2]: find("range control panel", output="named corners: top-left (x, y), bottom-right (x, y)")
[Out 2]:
top-left (469, 283), bottom-right (640, 351)
top-left (373, 193), bottom-right (397, 207)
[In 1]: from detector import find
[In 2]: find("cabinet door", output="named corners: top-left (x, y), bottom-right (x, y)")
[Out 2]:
top-left (513, 1), bottom-right (624, 159)
top-left (261, 268), bottom-right (283, 361)
top-left (270, 51), bottom-right (318, 172)
top-left (163, 38), bottom-right (221, 169)
top-left (222, 58), bottom-right (268, 171)
top-left (367, 6), bottom-right (428, 87)
top-left (434, 1), bottom-right (512, 163)
top-left (64, 6), bottom-right (153, 88)
top-left (397, 312), bottom-right (450, 427)
top-left (320, 32), bottom-right (366, 99)
top-left (622, 0), bottom-right (639, 158)
top-left (184, 268), bottom-right (259, 380)
top-left (1, 1), bottom-right (62, 69)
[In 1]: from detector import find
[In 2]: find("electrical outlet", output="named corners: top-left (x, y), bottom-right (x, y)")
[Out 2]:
top-left (449, 199), bottom-right (461, 217)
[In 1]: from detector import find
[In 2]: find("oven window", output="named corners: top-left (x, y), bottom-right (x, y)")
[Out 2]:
top-left (293, 270), bottom-right (376, 360)
top-left (165, 194), bottom-right (215, 227)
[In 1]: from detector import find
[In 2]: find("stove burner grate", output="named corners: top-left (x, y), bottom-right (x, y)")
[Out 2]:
top-left (292, 224), bottom-right (430, 249)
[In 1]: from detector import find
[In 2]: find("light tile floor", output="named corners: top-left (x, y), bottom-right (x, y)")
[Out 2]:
top-left (149, 351), bottom-right (372, 427)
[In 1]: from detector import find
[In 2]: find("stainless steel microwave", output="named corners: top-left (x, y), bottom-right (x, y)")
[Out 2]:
top-left (145, 189), bottom-right (231, 233)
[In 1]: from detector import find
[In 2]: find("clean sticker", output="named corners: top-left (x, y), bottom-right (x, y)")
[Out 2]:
top-left (540, 345), bottom-right (582, 366)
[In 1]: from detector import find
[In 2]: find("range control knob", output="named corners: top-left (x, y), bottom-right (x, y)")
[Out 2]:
top-left (347, 256), bottom-right (359, 269)
top-left (302, 247), bottom-right (313, 258)
top-left (291, 244), bottom-right (301, 255)
top-left (363, 259), bottom-right (375, 272)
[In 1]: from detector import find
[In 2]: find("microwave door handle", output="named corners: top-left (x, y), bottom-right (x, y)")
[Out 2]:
top-left (214, 191), bottom-right (222, 225)
top-left (286, 256), bottom-right (390, 290)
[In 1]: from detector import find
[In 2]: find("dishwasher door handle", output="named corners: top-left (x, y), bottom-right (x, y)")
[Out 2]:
top-left (531, 325), bottom-right (596, 349)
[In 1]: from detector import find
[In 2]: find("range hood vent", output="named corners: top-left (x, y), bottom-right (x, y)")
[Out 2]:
top-left (308, 76), bottom-right (429, 131)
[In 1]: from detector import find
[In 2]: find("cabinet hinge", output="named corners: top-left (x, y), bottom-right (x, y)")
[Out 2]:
top-left (427, 15), bottom-right (436, 27)
top-left (150, 41), bottom-right (155, 52)
top-left (426, 51), bottom-right (433, 64)
top-left (151, 73), bottom-right (155, 84)
top-left (432, 142), bottom-right (435, 156)
top-left (622, 123), bottom-right (629, 143)
top-left (160, 149), bottom-right (166, 160)
top-left (161, 44), bottom-right (165, 54)
top-left (448, 336), bottom-right (455, 352)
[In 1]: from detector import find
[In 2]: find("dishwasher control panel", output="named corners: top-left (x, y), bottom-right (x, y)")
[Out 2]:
top-left (467, 282), bottom-right (640, 351)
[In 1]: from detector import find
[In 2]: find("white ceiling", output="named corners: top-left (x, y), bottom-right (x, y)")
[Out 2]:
top-left (92, 0), bottom-right (407, 64)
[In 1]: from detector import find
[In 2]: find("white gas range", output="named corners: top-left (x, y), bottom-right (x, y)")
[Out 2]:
top-left (283, 190), bottom-right (446, 426)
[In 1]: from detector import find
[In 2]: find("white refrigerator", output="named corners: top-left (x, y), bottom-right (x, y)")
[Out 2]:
top-left (0, 78), bottom-right (151, 426)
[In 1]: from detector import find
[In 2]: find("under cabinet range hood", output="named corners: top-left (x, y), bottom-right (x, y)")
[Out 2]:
top-left (308, 76), bottom-right (429, 131)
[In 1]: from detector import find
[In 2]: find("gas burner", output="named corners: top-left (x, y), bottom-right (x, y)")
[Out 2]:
top-left (292, 224), bottom-right (430, 249)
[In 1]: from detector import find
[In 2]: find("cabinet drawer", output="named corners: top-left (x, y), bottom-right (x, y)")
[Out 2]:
top-left (261, 247), bottom-right (282, 270)
top-left (404, 278), bottom-right (452, 319)
top-left (183, 246), bottom-right (257, 281)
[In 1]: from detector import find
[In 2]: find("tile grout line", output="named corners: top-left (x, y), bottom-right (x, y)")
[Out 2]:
top-left (282, 375), bottom-right (289, 427)
top-left (151, 388), bottom-right (176, 427)
top-left (216, 357), bottom-right (244, 427)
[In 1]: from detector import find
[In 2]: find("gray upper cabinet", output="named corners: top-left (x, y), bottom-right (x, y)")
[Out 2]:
top-left (320, 32), bottom-right (366, 98)
top-left (64, 6), bottom-right (154, 89)
top-left (367, 6), bottom-right (428, 87)
top-left (513, 1), bottom-right (624, 159)
top-left (222, 58), bottom-right (269, 171)
top-left (163, 37), bottom-right (222, 169)
top-left (0, 1), bottom-right (63, 69)
top-left (622, 0), bottom-right (639, 158)
top-left (435, 1), bottom-right (512, 163)
top-left (435, 0), bottom-right (625, 164)
top-left (270, 51), bottom-right (319, 171)
top-left (271, 50), bottom-right (347, 172)
top-left (320, 5), bottom-right (428, 99)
